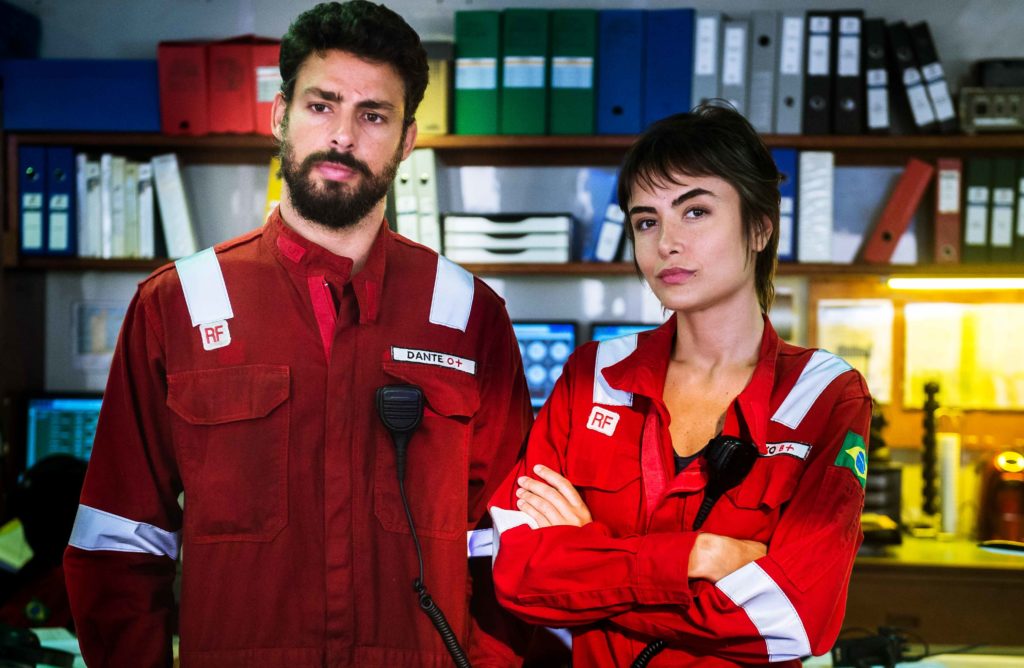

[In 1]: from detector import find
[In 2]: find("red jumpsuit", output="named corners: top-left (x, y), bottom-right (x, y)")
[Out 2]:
top-left (489, 316), bottom-right (871, 666)
top-left (64, 210), bottom-right (533, 667)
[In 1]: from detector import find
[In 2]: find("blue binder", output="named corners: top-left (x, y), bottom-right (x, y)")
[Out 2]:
top-left (597, 10), bottom-right (645, 134)
top-left (771, 148), bottom-right (799, 263)
top-left (18, 145), bottom-right (47, 255)
top-left (46, 147), bottom-right (77, 255)
top-left (643, 9), bottom-right (694, 127)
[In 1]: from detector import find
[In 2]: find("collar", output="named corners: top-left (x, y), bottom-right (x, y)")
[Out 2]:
top-left (263, 206), bottom-right (387, 324)
top-left (601, 313), bottom-right (781, 452)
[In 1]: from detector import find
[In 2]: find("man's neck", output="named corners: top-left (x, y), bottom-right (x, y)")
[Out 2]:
top-left (277, 196), bottom-right (384, 274)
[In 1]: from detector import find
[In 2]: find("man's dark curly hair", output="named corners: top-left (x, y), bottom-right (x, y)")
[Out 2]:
top-left (279, 1), bottom-right (428, 126)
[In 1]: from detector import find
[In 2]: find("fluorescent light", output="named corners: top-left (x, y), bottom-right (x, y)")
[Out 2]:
top-left (886, 277), bottom-right (1024, 291)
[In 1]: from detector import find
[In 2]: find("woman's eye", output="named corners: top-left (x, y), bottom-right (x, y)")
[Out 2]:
top-left (685, 207), bottom-right (708, 219)
top-left (634, 218), bottom-right (656, 232)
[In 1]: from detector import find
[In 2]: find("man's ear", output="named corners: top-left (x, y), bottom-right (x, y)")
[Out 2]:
top-left (400, 119), bottom-right (418, 161)
top-left (271, 92), bottom-right (288, 141)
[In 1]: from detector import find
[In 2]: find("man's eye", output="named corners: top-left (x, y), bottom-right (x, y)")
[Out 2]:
top-left (365, 112), bottom-right (385, 123)
top-left (310, 103), bottom-right (329, 113)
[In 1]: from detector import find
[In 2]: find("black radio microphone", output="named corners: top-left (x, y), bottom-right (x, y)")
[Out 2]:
top-left (376, 384), bottom-right (471, 668)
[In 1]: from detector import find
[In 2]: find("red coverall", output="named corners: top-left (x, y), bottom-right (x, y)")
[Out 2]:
top-left (489, 316), bottom-right (871, 667)
top-left (64, 210), bottom-right (532, 667)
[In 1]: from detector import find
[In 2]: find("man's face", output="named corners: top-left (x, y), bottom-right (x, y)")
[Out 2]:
top-left (272, 50), bottom-right (417, 230)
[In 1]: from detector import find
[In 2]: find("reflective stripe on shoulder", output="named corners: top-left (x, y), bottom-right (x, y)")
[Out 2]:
top-left (593, 334), bottom-right (638, 407)
top-left (175, 247), bottom-right (233, 327)
top-left (715, 562), bottom-right (811, 661)
top-left (430, 255), bottom-right (474, 332)
top-left (771, 349), bottom-right (852, 430)
top-left (68, 504), bottom-right (181, 559)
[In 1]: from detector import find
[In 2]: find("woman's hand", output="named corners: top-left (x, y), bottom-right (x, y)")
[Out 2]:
top-left (516, 464), bottom-right (593, 528)
top-left (688, 533), bottom-right (767, 583)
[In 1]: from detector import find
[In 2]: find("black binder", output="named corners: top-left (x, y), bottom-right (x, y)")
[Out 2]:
top-left (887, 21), bottom-right (937, 134)
top-left (909, 21), bottom-right (957, 134)
top-left (832, 10), bottom-right (864, 135)
top-left (862, 18), bottom-right (891, 134)
top-left (802, 11), bottom-right (833, 134)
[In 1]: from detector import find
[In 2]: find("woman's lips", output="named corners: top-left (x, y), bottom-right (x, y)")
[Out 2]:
top-left (656, 267), bottom-right (695, 285)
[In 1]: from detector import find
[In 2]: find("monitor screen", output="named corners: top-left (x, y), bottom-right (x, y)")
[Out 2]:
top-left (512, 322), bottom-right (577, 410)
top-left (25, 396), bottom-right (102, 468)
top-left (590, 322), bottom-right (658, 342)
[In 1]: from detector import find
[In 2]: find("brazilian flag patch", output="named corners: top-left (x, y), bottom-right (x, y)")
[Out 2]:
top-left (835, 431), bottom-right (868, 487)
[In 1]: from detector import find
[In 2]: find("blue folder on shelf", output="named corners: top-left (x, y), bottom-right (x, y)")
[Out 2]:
top-left (45, 147), bottom-right (77, 256)
top-left (18, 145), bottom-right (47, 255)
top-left (771, 147), bottom-right (799, 263)
top-left (643, 8), bottom-right (694, 128)
top-left (596, 10), bottom-right (645, 134)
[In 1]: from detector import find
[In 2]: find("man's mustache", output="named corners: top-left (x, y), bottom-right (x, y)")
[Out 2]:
top-left (301, 150), bottom-right (372, 178)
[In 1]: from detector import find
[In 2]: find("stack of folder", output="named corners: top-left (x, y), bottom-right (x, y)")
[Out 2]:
top-left (443, 214), bottom-right (571, 264)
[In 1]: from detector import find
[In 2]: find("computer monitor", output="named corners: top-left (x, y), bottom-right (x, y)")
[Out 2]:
top-left (590, 322), bottom-right (658, 342)
top-left (512, 322), bottom-right (577, 411)
top-left (25, 395), bottom-right (102, 468)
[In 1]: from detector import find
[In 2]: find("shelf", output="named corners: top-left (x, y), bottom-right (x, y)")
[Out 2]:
top-left (11, 257), bottom-right (1024, 278)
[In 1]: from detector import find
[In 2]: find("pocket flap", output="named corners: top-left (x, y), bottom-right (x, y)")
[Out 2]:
top-left (727, 456), bottom-right (803, 510)
top-left (382, 361), bottom-right (480, 418)
top-left (167, 364), bottom-right (290, 425)
top-left (566, 440), bottom-right (641, 492)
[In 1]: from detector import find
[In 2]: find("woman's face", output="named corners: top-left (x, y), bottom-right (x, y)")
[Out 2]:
top-left (628, 171), bottom-right (766, 315)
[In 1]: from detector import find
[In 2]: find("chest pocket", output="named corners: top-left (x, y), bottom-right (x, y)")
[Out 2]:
top-left (167, 364), bottom-right (290, 543)
top-left (564, 423), bottom-right (642, 534)
top-left (374, 361), bottom-right (480, 541)
top-left (726, 454), bottom-right (804, 511)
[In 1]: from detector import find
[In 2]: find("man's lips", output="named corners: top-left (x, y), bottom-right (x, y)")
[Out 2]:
top-left (315, 161), bottom-right (358, 181)
top-left (656, 267), bottom-right (695, 285)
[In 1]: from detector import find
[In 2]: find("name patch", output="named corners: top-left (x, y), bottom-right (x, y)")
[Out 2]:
top-left (392, 346), bottom-right (476, 375)
top-left (587, 406), bottom-right (620, 437)
top-left (200, 320), bottom-right (231, 351)
top-left (763, 441), bottom-right (811, 460)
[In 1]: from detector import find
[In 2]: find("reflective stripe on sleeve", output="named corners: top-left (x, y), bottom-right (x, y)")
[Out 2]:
top-left (467, 528), bottom-right (494, 558)
top-left (175, 247), bottom-right (234, 327)
top-left (68, 504), bottom-right (181, 559)
top-left (770, 349), bottom-right (852, 430)
top-left (715, 561), bottom-right (811, 661)
top-left (487, 506), bottom-right (538, 564)
top-left (593, 334), bottom-right (638, 406)
top-left (430, 255), bottom-right (475, 332)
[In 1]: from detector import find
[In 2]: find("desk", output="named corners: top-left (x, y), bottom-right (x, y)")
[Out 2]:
top-left (845, 538), bottom-right (1024, 645)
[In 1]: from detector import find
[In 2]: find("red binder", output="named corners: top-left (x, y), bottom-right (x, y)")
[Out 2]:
top-left (860, 158), bottom-right (935, 264)
top-left (207, 36), bottom-right (280, 134)
top-left (157, 40), bottom-right (210, 136)
top-left (252, 42), bottom-right (282, 136)
top-left (933, 158), bottom-right (963, 264)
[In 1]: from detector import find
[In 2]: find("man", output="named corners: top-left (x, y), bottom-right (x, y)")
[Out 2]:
top-left (64, 3), bottom-right (533, 666)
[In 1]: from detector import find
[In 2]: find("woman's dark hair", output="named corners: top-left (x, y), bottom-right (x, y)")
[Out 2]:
top-left (279, 1), bottom-right (429, 126)
top-left (617, 102), bottom-right (781, 313)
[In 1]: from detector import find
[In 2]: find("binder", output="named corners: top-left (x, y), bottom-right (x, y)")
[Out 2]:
top-left (863, 18), bottom-right (891, 134)
top-left (137, 163), bottom-right (156, 259)
top-left (887, 22), bottom-right (937, 133)
top-left (962, 158), bottom-right (992, 264)
top-left (720, 18), bottom-right (750, 117)
top-left (934, 158), bottom-right (962, 264)
top-left (775, 12), bottom-right (805, 134)
top-left (860, 158), bottom-right (934, 264)
top-left (909, 22), bottom-right (957, 135)
top-left (418, 42), bottom-right (453, 136)
top-left (264, 156), bottom-right (283, 222)
top-left (832, 11), bottom-right (864, 135)
top-left (393, 153), bottom-right (419, 242)
top-left (596, 10), bottom-right (645, 134)
top-left (412, 149), bottom-right (441, 252)
top-left (803, 12), bottom-right (833, 135)
top-left (123, 162), bottom-right (140, 258)
top-left (207, 37), bottom-right (257, 134)
top-left (454, 10), bottom-right (501, 135)
top-left (45, 147), bottom-right (76, 256)
top-left (109, 156), bottom-right (127, 258)
top-left (76, 154), bottom-right (102, 258)
top-left (771, 148), bottom-right (798, 262)
top-left (500, 9), bottom-right (549, 135)
top-left (158, 40), bottom-right (209, 135)
top-left (588, 188), bottom-right (625, 262)
top-left (549, 10), bottom-right (597, 135)
top-left (251, 40), bottom-right (281, 136)
top-left (691, 11), bottom-right (722, 107)
top-left (644, 9), bottom-right (694, 127)
top-left (151, 154), bottom-right (199, 259)
top-left (989, 158), bottom-right (1017, 264)
top-left (99, 153), bottom-right (113, 258)
top-left (747, 11), bottom-right (778, 134)
top-left (18, 146), bottom-right (47, 255)
top-left (1017, 158), bottom-right (1024, 262)
top-left (797, 151), bottom-right (834, 263)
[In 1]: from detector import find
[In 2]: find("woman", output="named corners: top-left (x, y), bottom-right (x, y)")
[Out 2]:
top-left (488, 104), bottom-right (871, 667)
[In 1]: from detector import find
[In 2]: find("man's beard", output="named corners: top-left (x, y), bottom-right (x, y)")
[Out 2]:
top-left (278, 134), bottom-right (404, 230)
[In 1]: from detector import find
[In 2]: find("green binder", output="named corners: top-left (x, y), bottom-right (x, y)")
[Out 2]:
top-left (499, 9), bottom-right (549, 135)
top-left (962, 158), bottom-right (992, 264)
top-left (990, 158), bottom-right (1017, 264)
top-left (454, 11), bottom-right (501, 135)
top-left (549, 9), bottom-right (597, 135)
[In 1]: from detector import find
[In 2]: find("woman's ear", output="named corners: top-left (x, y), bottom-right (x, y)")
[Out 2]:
top-left (752, 216), bottom-right (772, 253)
